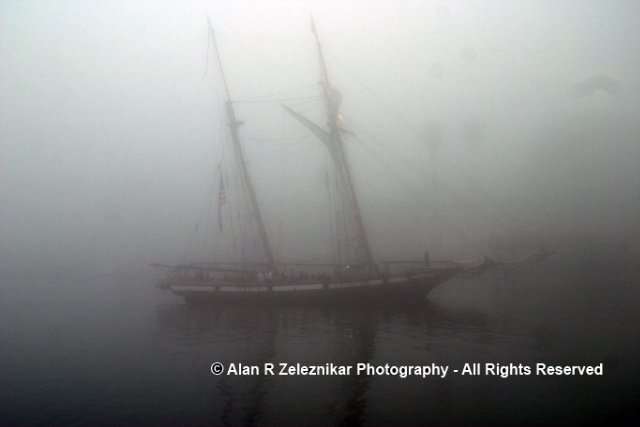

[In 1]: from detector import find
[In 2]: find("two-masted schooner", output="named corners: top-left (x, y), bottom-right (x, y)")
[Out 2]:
top-left (154, 21), bottom-right (480, 303)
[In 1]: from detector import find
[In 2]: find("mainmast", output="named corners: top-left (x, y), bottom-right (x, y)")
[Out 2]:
top-left (209, 23), bottom-right (277, 273)
top-left (284, 20), bottom-right (375, 269)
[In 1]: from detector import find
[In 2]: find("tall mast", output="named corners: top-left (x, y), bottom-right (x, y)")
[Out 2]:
top-left (209, 23), bottom-right (277, 273)
top-left (308, 19), bottom-right (375, 268)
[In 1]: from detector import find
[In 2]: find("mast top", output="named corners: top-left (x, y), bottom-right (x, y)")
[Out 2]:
top-left (286, 19), bottom-right (376, 269)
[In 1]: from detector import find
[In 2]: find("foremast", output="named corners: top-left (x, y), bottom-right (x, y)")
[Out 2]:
top-left (283, 20), bottom-right (375, 271)
top-left (209, 23), bottom-right (277, 274)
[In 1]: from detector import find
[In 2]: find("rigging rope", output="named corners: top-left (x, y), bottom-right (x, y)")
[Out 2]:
top-left (323, 47), bottom-right (547, 252)
top-left (349, 134), bottom-right (490, 257)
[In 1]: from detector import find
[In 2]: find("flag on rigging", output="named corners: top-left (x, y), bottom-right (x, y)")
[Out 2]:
top-left (217, 174), bottom-right (227, 233)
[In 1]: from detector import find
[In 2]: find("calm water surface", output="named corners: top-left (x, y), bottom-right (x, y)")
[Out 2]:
top-left (2, 243), bottom-right (639, 426)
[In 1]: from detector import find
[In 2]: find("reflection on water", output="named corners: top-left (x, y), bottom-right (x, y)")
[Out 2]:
top-left (154, 300), bottom-right (489, 426)
top-left (2, 244), bottom-right (639, 426)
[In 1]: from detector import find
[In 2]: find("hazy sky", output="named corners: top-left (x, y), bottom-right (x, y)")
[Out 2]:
top-left (2, 1), bottom-right (639, 276)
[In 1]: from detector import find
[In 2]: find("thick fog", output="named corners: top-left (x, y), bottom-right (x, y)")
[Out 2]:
top-left (2, 1), bottom-right (639, 278)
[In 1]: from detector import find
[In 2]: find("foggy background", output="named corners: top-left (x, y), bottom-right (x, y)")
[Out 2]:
top-left (2, 0), bottom-right (639, 279)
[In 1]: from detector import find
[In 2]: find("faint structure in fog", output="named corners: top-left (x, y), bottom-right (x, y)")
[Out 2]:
top-left (422, 122), bottom-right (444, 256)
top-left (570, 74), bottom-right (620, 98)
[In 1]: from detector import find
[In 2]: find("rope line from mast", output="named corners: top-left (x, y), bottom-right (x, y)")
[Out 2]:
top-left (322, 46), bottom-right (548, 251)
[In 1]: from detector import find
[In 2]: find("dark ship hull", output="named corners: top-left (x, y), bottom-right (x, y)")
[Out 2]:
top-left (160, 266), bottom-right (458, 304)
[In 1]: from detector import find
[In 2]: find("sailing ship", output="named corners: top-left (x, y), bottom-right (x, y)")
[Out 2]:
top-left (153, 21), bottom-right (545, 303)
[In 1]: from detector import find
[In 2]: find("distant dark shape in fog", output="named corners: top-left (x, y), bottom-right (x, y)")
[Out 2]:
top-left (570, 74), bottom-right (620, 98)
